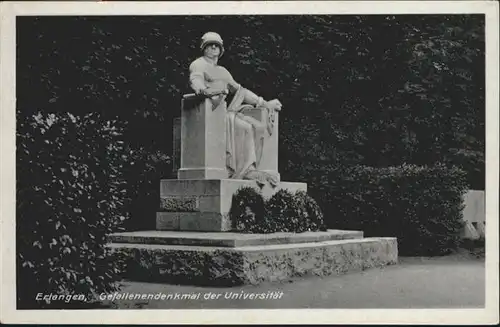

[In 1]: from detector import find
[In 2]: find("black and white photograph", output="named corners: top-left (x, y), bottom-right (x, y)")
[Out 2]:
top-left (1, 1), bottom-right (498, 324)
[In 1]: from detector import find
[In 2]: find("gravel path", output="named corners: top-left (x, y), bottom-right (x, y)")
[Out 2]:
top-left (103, 254), bottom-right (484, 309)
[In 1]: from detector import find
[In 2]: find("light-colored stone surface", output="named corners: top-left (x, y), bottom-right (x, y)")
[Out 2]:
top-left (241, 238), bottom-right (397, 284)
top-left (240, 107), bottom-right (279, 177)
top-left (462, 221), bottom-right (480, 240)
top-left (172, 117), bottom-right (181, 177)
top-left (160, 179), bottom-right (306, 198)
top-left (158, 179), bottom-right (307, 231)
top-left (178, 168), bottom-right (228, 180)
top-left (461, 190), bottom-right (485, 240)
top-left (108, 237), bottom-right (398, 286)
top-left (156, 212), bottom-right (231, 232)
top-left (178, 97), bottom-right (227, 180)
top-left (156, 212), bottom-right (180, 230)
top-left (463, 190), bottom-right (485, 224)
top-left (108, 229), bottom-right (364, 247)
top-left (160, 179), bottom-right (222, 196)
top-left (173, 108), bottom-right (281, 179)
top-left (475, 221), bottom-right (485, 238)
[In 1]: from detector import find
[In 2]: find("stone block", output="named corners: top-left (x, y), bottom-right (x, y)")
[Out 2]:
top-left (158, 179), bottom-right (307, 231)
top-left (159, 196), bottom-right (199, 212)
top-left (156, 212), bottom-right (231, 232)
top-left (462, 221), bottom-right (480, 240)
top-left (160, 194), bottom-right (221, 213)
top-left (175, 98), bottom-right (281, 180)
top-left (160, 179), bottom-right (222, 197)
top-left (198, 195), bottom-right (222, 212)
top-left (108, 237), bottom-right (398, 286)
top-left (156, 212), bottom-right (181, 230)
top-left (108, 229), bottom-right (365, 248)
top-left (178, 97), bottom-right (227, 180)
top-left (172, 117), bottom-right (181, 178)
top-left (475, 221), bottom-right (486, 238)
top-left (178, 212), bottom-right (231, 232)
top-left (461, 190), bottom-right (485, 240)
top-left (463, 190), bottom-right (485, 224)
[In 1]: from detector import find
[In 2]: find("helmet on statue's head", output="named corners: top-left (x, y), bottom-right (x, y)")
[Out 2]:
top-left (200, 32), bottom-right (225, 58)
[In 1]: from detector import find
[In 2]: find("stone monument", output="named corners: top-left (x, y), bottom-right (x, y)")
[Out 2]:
top-left (158, 31), bottom-right (306, 232)
top-left (107, 32), bottom-right (398, 286)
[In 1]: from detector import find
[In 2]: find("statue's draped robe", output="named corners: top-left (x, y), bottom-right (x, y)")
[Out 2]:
top-left (189, 57), bottom-right (278, 186)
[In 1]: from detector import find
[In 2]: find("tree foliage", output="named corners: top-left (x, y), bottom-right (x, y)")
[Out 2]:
top-left (17, 14), bottom-right (485, 193)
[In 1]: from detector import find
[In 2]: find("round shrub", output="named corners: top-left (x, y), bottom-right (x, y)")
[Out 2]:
top-left (229, 187), bottom-right (266, 233)
top-left (229, 188), bottom-right (327, 233)
top-left (265, 189), bottom-right (301, 232)
top-left (294, 190), bottom-right (328, 231)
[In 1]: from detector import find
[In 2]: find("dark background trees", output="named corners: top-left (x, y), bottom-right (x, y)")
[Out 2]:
top-left (16, 13), bottom-right (485, 240)
top-left (17, 14), bottom-right (485, 189)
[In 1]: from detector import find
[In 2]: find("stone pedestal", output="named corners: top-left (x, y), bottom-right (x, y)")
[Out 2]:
top-left (108, 231), bottom-right (398, 286)
top-left (157, 179), bottom-right (307, 232)
top-left (173, 98), bottom-right (280, 180)
top-left (177, 96), bottom-right (227, 180)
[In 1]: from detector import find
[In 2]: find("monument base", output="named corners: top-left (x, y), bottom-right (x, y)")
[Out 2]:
top-left (157, 179), bottom-right (307, 232)
top-left (107, 230), bottom-right (398, 286)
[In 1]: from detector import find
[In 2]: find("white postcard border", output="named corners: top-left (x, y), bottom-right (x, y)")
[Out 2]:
top-left (1, 1), bottom-right (498, 324)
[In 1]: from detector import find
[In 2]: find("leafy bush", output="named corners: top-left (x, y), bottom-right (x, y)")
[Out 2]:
top-left (16, 111), bottom-right (131, 308)
top-left (314, 163), bottom-right (468, 256)
top-left (229, 187), bottom-right (266, 233)
top-left (229, 188), bottom-right (326, 233)
top-left (294, 190), bottom-right (328, 232)
top-left (265, 190), bottom-right (303, 233)
top-left (445, 148), bottom-right (485, 190)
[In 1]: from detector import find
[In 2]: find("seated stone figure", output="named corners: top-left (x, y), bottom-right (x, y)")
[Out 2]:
top-left (189, 32), bottom-right (283, 186)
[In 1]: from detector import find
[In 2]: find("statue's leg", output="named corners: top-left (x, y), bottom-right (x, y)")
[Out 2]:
top-left (238, 114), bottom-right (266, 168)
top-left (232, 115), bottom-right (257, 178)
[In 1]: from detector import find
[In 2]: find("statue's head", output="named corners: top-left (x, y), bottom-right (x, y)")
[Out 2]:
top-left (200, 32), bottom-right (225, 58)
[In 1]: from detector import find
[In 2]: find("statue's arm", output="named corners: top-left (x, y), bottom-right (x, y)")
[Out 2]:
top-left (225, 67), bottom-right (282, 111)
top-left (242, 88), bottom-right (266, 108)
top-left (243, 88), bottom-right (282, 112)
top-left (189, 60), bottom-right (207, 93)
top-left (225, 69), bottom-right (266, 108)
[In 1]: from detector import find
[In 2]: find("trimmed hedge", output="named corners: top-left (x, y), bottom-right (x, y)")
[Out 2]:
top-left (230, 187), bottom-right (326, 233)
top-left (308, 164), bottom-right (468, 256)
top-left (16, 112), bottom-right (131, 308)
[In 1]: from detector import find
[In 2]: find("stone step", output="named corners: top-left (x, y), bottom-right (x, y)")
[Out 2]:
top-left (108, 229), bottom-right (364, 248)
top-left (107, 237), bottom-right (397, 286)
